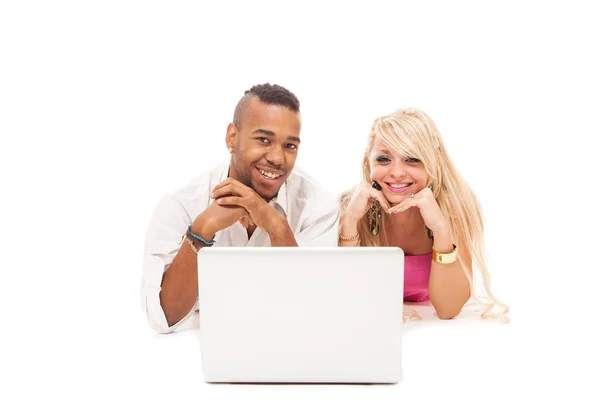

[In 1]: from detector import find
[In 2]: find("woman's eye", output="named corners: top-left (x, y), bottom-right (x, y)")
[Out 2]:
top-left (405, 157), bottom-right (421, 163)
top-left (376, 156), bottom-right (390, 163)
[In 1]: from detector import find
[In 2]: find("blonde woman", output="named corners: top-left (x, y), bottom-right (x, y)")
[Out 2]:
top-left (339, 108), bottom-right (508, 321)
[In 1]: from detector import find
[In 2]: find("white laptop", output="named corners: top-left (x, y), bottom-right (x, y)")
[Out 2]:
top-left (196, 247), bottom-right (404, 384)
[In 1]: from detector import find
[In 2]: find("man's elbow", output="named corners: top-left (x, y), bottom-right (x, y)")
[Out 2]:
top-left (165, 313), bottom-right (182, 329)
top-left (141, 295), bottom-right (177, 334)
top-left (144, 312), bottom-right (176, 334)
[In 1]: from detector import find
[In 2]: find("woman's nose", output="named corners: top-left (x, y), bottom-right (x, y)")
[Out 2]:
top-left (388, 162), bottom-right (406, 179)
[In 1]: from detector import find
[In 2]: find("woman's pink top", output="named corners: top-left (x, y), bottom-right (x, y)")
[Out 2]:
top-left (404, 253), bottom-right (432, 302)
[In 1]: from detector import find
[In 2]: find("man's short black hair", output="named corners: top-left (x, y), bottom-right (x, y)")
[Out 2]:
top-left (233, 83), bottom-right (300, 128)
top-left (244, 83), bottom-right (300, 112)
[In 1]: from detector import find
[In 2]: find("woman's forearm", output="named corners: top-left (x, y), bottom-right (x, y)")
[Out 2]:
top-left (428, 230), bottom-right (471, 319)
top-left (339, 213), bottom-right (360, 247)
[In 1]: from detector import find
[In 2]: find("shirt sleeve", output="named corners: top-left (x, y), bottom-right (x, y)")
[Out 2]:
top-left (295, 198), bottom-right (341, 247)
top-left (140, 193), bottom-right (198, 334)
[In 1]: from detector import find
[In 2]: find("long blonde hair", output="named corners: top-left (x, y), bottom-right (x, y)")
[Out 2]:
top-left (340, 108), bottom-right (509, 322)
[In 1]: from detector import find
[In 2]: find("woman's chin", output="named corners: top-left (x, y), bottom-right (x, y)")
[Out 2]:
top-left (383, 193), bottom-right (404, 205)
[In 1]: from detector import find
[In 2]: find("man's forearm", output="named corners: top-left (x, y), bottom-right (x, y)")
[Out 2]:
top-left (159, 239), bottom-right (203, 327)
top-left (159, 214), bottom-right (219, 327)
top-left (268, 215), bottom-right (298, 247)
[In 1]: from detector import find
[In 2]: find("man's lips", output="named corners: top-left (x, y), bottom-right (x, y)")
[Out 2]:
top-left (255, 166), bottom-right (285, 183)
top-left (256, 166), bottom-right (285, 175)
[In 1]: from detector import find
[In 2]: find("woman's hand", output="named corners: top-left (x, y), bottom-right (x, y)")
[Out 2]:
top-left (343, 181), bottom-right (390, 222)
top-left (388, 186), bottom-right (449, 235)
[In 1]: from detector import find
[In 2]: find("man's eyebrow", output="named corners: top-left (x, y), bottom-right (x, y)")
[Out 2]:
top-left (252, 129), bottom-right (275, 136)
top-left (252, 129), bottom-right (301, 144)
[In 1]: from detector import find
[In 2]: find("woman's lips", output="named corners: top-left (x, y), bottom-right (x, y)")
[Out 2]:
top-left (385, 182), bottom-right (413, 193)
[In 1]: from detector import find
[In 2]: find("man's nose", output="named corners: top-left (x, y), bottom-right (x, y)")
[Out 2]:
top-left (265, 146), bottom-right (284, 168)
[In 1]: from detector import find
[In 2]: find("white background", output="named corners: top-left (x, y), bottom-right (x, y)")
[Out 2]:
top-left (1, 1), bottom-right (599, 399)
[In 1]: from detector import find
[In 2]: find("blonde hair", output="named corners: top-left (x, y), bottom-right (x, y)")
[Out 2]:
top-left (340, 108), bottom-right (509, 322)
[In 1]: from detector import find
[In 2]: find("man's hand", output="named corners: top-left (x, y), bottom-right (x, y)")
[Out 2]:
top-left (192, 200), bottom-right (254, 240)
top-left (211, 178), bottom-right (283, 234)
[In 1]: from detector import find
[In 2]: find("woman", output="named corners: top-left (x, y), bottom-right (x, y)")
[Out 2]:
top-left (339, 108), bottom-right (508, 321)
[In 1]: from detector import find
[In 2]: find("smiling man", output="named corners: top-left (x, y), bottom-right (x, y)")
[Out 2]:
top-left (141, 83), bottom-right (340, 333)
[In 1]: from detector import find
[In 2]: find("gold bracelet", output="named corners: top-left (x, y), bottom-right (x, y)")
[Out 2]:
top-left (338, 232), bottom-right (360, 242)
top-left (432, 244), bottom-right (457, 264)
top-left (185, 236), bottom-right (199, 254)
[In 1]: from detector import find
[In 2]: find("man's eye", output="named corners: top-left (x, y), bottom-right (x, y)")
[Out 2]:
top-left (286, 143), bottom-right (297, 150)
top-left (257, 137), bottom-right (269, 144)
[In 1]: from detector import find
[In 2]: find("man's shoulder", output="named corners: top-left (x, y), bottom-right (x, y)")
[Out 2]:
top-left (286, 165), bottom-right (337, 206)
top-left (165, 162), bottom-right (227, 206)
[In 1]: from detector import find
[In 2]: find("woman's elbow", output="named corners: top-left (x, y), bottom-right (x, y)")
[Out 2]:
top-left (435, 306), bottom-right (462, 320)
top-left (432, 297), bottom-right (469, 320)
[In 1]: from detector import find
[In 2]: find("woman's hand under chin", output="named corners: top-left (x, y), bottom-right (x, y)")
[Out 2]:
top-left (343, 181), bottom-right (390, 222)
top-left (388, 185), bottom-right (450, 236)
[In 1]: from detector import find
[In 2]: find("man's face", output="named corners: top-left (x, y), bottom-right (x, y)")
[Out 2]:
top-left (228, 98), bottom-right (301, 201)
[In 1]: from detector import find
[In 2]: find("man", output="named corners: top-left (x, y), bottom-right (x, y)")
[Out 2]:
top-left (141, 83), bottom-right (340, 333)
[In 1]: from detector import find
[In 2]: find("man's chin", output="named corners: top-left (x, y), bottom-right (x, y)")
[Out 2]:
top-left (250, 182), bottom-right (280, 201)
top-left (258, 189), bottom-right (280, 202)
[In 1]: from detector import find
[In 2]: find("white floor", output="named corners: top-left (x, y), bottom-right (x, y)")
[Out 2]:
top-left (126, 304), bottom-right (592, 400)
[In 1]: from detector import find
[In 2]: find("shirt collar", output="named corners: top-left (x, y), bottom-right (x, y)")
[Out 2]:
top-left (271, 180), bottom-right (288, 216)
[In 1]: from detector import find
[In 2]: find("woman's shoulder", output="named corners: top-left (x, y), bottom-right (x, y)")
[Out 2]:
top-left (338, 184), bottom-right (359, 210)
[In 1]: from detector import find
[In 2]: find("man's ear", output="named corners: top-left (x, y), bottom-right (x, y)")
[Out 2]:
top-left (225, 123), bottom-right (237, 153)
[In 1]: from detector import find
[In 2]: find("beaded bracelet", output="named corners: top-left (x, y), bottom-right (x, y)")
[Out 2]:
top-left (187, 222), bottom-right (216, 246)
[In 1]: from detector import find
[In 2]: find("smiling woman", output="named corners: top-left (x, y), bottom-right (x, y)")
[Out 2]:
top-left (338, 108), bottom-right (509, 322)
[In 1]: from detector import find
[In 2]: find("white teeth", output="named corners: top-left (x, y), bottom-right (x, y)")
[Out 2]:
top-left (258, 168), bottom-right (281, 180)
top-left (389, 183), bottom-right (410, 188)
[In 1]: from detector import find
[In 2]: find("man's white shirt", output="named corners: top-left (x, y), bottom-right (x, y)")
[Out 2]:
top-left (141, 162), bottom-right (340, 333)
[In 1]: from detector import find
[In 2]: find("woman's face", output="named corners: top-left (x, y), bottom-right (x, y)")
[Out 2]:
top-left (369, 139), bottom-right (429, 205)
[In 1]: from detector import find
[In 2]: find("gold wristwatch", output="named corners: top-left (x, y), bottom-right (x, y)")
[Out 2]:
top-left (432, 244), bottom-right (458, 264)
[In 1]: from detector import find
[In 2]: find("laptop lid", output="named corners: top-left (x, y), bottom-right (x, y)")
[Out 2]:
top-left (197, 247), bottom-right (404, 383)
